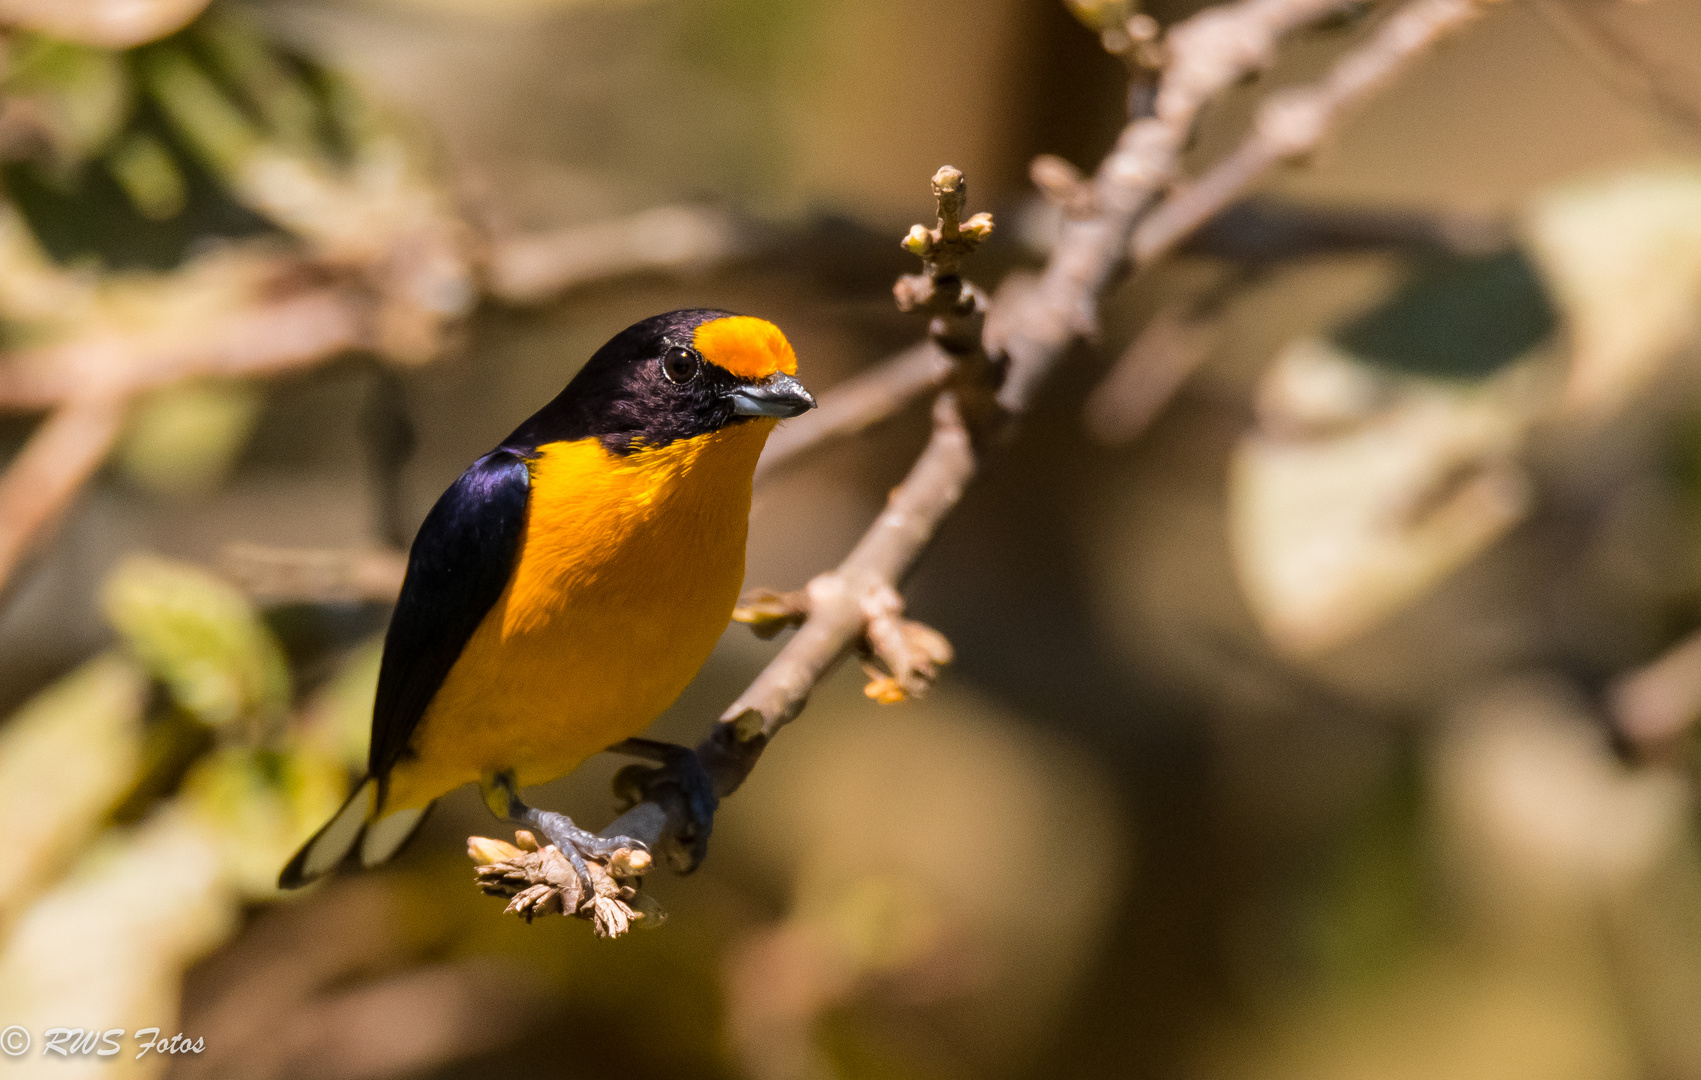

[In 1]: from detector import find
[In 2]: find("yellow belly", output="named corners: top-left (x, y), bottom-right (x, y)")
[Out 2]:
top-left (381, 419), bottom-right (774, 811)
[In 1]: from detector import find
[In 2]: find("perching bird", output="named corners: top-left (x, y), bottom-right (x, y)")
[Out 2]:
top-left (280, 309), bottom-right (814, 889)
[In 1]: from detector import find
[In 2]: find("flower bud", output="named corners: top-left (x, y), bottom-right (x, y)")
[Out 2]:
top-left (609, 847), bottom-right (653, 876)
top-left (961, 212), bottom-right (995, 242)
top-left (467, 836), bottom-right (523, 864)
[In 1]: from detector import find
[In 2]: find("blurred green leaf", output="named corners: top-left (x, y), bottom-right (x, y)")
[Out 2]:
top-left (1231, 336), bottom-right (1540, 656)
top-left (2, 127), bottom-right (272, 270)
top-left (0, 652), bottom-right (148, 920)
top-left (190, 12), bottom-right (325, 153)
top-left (115, 377), bottom-right (262, 495)
top-left (102, 553), bottom-right (291, 730)
top-left (0, 808), bottom-right (235, 1051)
top-left (297, 635), bottom-right (381, 772)
top-left (106, 129), bottom-right (187, 219)
top-left (1064, 0), bottom-right (1140, 32)
top-left (1332, 249), bottom-right (1556, 381)
top-left (179, 744), bottom-right (346, 898)
top-left (3, 35), bottom-right (132, 172)
top-left (107, 703), bottom-right (216, 826)
top-left (137, 39), bottom-right (264, 178)
top-left (1308, 746), bottom-right (1426, 991)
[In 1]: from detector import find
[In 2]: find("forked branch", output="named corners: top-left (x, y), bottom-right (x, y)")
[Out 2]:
top-left (481, 0), bottom-right (1498, 929)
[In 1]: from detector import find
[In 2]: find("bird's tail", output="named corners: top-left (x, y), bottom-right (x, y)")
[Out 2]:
top-left (277, 777), bottom-right (434, 889)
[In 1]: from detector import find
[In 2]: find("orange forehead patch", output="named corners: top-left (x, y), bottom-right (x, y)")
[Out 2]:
top-left (692, 316), bottom-right (798, 380)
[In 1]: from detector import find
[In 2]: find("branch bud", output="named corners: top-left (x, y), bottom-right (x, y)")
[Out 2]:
top-left (1065, 0), bottom-right (1140, 33)
top-left (733, 587), bottom-right (810, 639)
top-left (902, 225), bottom-right (933, 256)
top-left (608, 847), bottom-right (653, 876)
top-left (1031, 154), bottom-right (1097, 217)
top-left (863, 676), bottom-right (907, 705)
top-left (468, 836), bottom-right (524, 864)
top-left (961, 212), bottom-right (995, 242)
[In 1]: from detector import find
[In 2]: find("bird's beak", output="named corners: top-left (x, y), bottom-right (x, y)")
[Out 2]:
top-left (726, 372), bottom-right (817, 419)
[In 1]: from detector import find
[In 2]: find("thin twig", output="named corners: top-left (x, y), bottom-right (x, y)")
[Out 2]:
top-left (1131, 0), bottom-right (1491, 268)
top-left (0, 287), bottom-right (363, 412)
top-left (220, 543), bottom-right (408, 605)
top-left (754, 341), bottom-right (952, 484)
top-left (484, 205), bottom-right (743, 306)
top-left (1610, 628), bottom-right (1701, 761)
top-left (1083, 297), bottom-right (1222, 445)
top-left (0, 285), bottom-right (366, 600)
top-left (0, 394), bottom-right (129, 589)
top-left (1000, 0), bottom-right (1358, 412)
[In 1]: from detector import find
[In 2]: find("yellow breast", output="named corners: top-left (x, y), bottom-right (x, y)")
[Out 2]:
top-left (382, 419), bottom-right (775, 810)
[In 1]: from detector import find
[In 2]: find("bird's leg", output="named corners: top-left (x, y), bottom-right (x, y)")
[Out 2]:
top-left (608, 738), bottom-right (719, 872)
top-left (479, 770), bottom-right (649, 895)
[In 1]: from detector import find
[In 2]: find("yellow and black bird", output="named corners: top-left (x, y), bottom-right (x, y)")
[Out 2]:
top-left (280, 309), bottom-right (814, 889)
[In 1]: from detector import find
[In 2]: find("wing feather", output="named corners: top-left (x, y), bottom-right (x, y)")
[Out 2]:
top-left (368, 449), bottom-right (530, 781)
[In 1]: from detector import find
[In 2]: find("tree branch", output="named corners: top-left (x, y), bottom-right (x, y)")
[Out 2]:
top-left (720, 0), bottom-right (1388, 765)
top-left (754, 340), bottom-right (953, 484)
top-left (219, 543), bottom-right (408, 605)
top-left (511, 0), bottom-right (1503, 928)
top-left (1610, 628), bottom-right (1701, 762)
top-left (0, 394), bottom-right (129, 592)
top-left (483, 205), bottom-right (744, 306)
top-left (0, 285), bottom-right (364, 412)
top-left (0, 280), bottom-right (366, 599)
top-left (997, 0), bottom-right (1358, 413)
top-left (1082, 293), bottom-right (1223, 446)
top-left (0, 202), bottom-right (745, 600)
top-left (1131, 0), bottom-right (1491, 268)
top-left (0, 0), bottom-right (212, 49)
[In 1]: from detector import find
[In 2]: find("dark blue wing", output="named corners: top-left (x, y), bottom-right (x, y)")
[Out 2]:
top-left (368, 449), bottom-right (530, 780)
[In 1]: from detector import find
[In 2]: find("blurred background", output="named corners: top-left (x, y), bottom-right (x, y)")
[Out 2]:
top-left (2, 0), bottom-right (1701, 1077)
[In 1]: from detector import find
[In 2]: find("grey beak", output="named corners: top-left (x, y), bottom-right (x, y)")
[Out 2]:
top-left (726, 372), bottom-right (817, 419)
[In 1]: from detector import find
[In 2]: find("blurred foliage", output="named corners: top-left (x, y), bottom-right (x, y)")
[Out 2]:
top-left (294, 633), bottom-right (383, 772)
top-left (0, 652), bottom-right (146, 925)
top-left (1333, 249), bottom-right (1555, 381)
top-left (1305, 745), bottom-right (1426, 993)
top-left (102, 553), bottom-right (291, 731)
top-left (4, 36), bottom-right (130, 171)
top-left (117, 379), bottom-right (264, 495)
top-left (179, 743), bottom-right (346, 897)
top-left (0, 546), bottom-right (374, 1068)
top-left (1523, 165), bottom-right (1701, 419)
top-left (0, 16), bottom-right (309, 269)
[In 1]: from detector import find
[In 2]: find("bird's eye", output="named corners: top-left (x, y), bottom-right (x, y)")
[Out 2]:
top-left (661, 346), bottom-right (700, 385)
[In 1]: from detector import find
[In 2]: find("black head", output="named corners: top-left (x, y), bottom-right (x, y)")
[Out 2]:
top-left (501, 309), bottom-right (814, 456)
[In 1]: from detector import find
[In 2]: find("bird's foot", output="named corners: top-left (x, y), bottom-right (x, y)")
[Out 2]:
top-left (610, 738), bottom-right (719, 873)
top-left (521, 808), bottom-right (651, 889)
top-left (477, 772), bottom-right (654, 929)
top-left (469, 829), bottom-right (660, 936)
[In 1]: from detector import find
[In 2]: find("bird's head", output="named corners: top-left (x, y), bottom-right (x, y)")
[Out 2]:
top-left (506, 309), bottom-right (816, 456)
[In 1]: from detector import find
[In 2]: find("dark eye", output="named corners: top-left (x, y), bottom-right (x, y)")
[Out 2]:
top-left (661, 346), bottom-right (700, 385)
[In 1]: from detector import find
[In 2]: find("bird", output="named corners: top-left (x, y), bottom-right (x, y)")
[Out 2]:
top-left (279, 309), bottom-right (815, 890)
